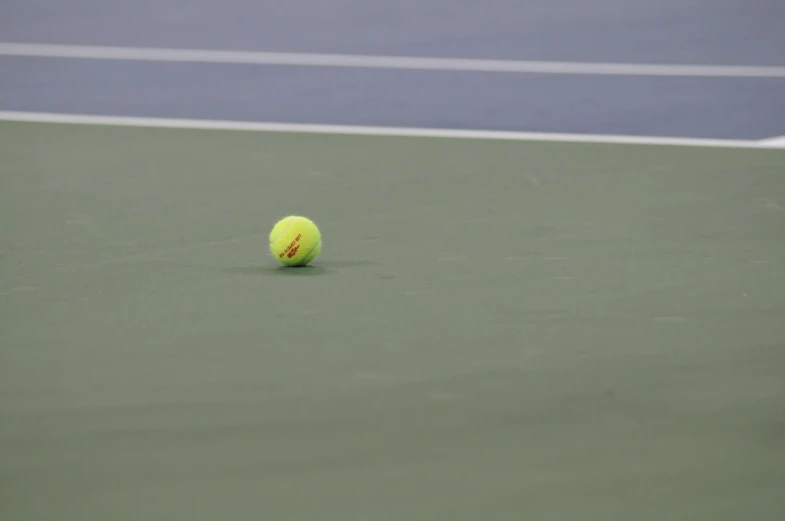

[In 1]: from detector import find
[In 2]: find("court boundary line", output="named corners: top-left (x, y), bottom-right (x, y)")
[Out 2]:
top-left (758, 136), bottom-right (785, 147)
top-left (1, 111), bottom-right (783, 149)
top-left (2, 42), bottom-right (785, 78)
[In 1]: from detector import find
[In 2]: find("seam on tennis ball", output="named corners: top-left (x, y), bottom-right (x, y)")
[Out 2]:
top-left (299, 238), bottom-right (322, 265)
top-left (269, 216), bottom-right (297, 246)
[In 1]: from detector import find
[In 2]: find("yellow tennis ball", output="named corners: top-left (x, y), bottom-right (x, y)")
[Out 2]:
top-left (269, 215), bottom-right (322, 267)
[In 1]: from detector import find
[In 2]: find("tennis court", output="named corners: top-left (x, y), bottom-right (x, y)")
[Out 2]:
top-left (2, 2), bottom-right (785, 520)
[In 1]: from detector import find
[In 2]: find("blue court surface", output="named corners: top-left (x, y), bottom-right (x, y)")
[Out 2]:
top-left (2, 0), bottom-right (785, 139)
top-left (1, 3), bottom-right (785, 521)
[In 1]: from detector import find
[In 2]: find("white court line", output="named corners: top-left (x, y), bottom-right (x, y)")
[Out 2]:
top-left (757, 136), bottom-right (785, 148)
top-left (2, 111), bottom-right (783, 149)
top-left (2, 42), bottom-right (785, 78)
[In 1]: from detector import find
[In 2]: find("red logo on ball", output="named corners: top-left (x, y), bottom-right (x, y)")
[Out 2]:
top-left (278, 234), bottom-right (303, 258)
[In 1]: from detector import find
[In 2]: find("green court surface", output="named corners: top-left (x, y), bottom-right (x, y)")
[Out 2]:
top-left (1, 121), bottom-right (784, 521)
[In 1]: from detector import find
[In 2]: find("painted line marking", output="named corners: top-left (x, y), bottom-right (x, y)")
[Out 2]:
top-left (757, 136), bottom-right (785, 148)
top-left (2, 42), bottom-right (785, 78)
top-left (2, 111), bottom-right (784, 150)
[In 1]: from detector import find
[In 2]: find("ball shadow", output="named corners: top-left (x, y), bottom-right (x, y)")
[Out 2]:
top-left (223, 260), bottom-right (379, 277)
top-left (223, 265), bottom-right (329, 277)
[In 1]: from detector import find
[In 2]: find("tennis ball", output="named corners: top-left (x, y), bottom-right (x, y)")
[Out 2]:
top-left (269, 215), bottom-right (322, 267)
